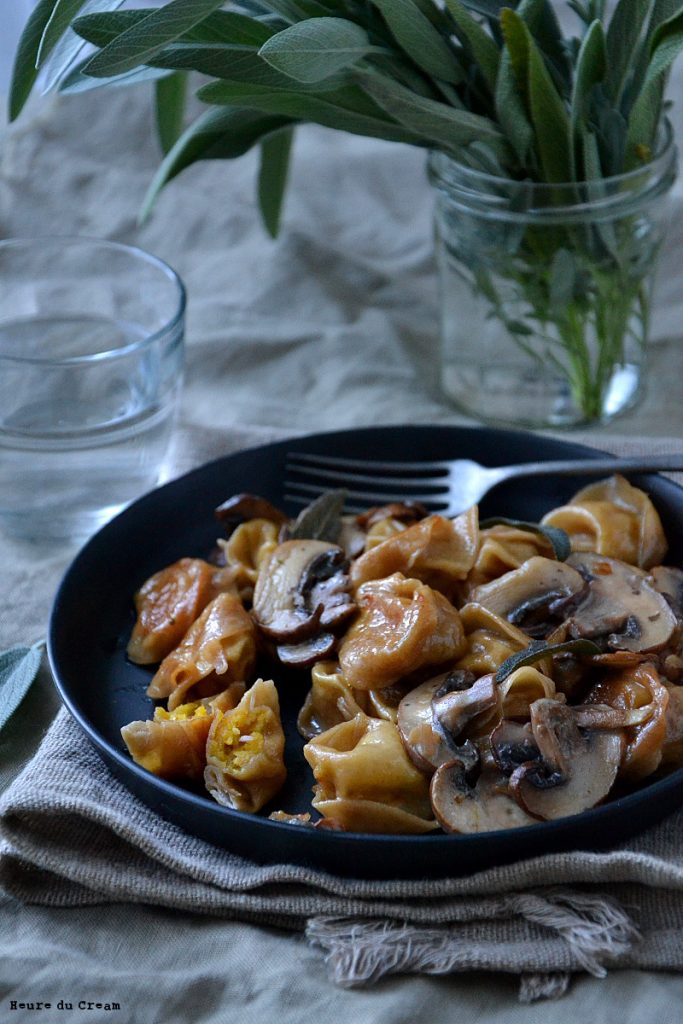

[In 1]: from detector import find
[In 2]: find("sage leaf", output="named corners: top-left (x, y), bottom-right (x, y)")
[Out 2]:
top-left (605, 0), bottom-right (650, 103)
top-left (353, 69), bottom-right (508, 153)
top-left (525, 20), bottom-right (573, 181)
top-left (0, 644), bottom-right (43, 733)
top-left (478, 516), bottom-right (572, 561)
top-left (495, 637), bottom-right (602, 684)
top-left (571, 19), bottom-right (606, 146)
top-left (9, 0), bottom-right (61, 120)
top-left (73, 8), bottom-right (277, 48)
top-left (155, 71), bottom-right (188, 154)
top-left (642, 7), bottom-right (683, 91)
top-left (140, 106), bottom-right (293, 219)
top-left (151, 45), bottom-right (349, 93)
top-left (39, 0), bottom-right (126, 92)
top-left (290, 489), bottom-right (347, 542)
top-left (198, 79), bottom-right (426, 145)
top-left (444, 0), bottom-right (500, 92)
top-left (36, 0), bottom-right (89, 68)
top-left (258, 125), bottom-right (294, 236)
top-left (258, 0), bottom-right (333, 21)
top-left (258, 17), bottom-right (381, 83)
top-left (59, 58), bottom-right (172, 93)
top-left (83, 0), bottom-right (227, 78)
top-left (369, 0), bottom-right (464, 84)
top-left (495, 47), bottom-right (533, 164)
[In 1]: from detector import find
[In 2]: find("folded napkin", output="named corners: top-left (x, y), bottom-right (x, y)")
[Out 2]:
top-left (2, 708), bottom-right (683, 1002)
top-left (3, 430), bottom-right (683, 1003)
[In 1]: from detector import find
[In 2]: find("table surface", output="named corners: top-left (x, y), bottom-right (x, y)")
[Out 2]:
top-left (2, 75), bottom-right (683, 1024)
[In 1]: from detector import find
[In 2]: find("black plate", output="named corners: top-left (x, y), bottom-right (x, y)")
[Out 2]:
top-left (48, 424), bottom-right (683, 878)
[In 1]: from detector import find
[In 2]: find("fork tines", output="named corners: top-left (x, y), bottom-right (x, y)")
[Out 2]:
top-left (285, 451), bottom-right (450, 513)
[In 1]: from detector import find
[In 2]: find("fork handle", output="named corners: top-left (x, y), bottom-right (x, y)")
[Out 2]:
top-left (499, 453), bottom-right (683, 481)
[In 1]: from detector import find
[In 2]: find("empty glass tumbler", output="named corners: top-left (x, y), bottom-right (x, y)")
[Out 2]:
top-left (0, 237), bottom-right (185, 542)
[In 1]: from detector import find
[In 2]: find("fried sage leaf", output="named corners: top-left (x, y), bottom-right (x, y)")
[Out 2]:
top-left (479, 516), bottom-right (572, 562)
top-left (495, 637), bottom-right (601, 684)
top-left (289, 489), bottom-right (346, 542)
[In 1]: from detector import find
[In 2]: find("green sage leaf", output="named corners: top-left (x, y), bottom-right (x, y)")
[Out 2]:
top-left (571, 19), bottom-right (606, 146)
top-left (59, 58), bottom-right (172, 93)
top-left (290, 489), bottom-right (347, 542)
top-left (74, 8), bottom-right (277, 48)
top-left (36, 0), bottom-right (90, 67)
top-left (258, 125), bottom-right (294, 236)
top-left (40, 0), bottom-right (126, 93)
top-left (258, 17), bottom-right (381, 83)
top-left (369, 0), bottom-right (464, 84)
top-left (198, 78), bottom-right (426, 145)
top-left (495, 47), bottom-right (533, 164)
top-left (642, 7), bottom-right (683, 91)
top-left (526, 26), bottom-right (572, 181)
top-left (478, 516), bottom-right (572, 561)
top-left (353, 69), bottom-right (508, 154)
top-left (444, 0), bottom-right (500, 92)
top-left (9, 0), bottom-right (62, 120)
top-left (0, 644), bottom-right (43, 732)
top-left (495, 637), bottom-right (602, 684)
top-left (155, 71), bottom-right (188, 154)
top-left (83, 0), bottom-right (227, 78)
top-left (140, 106), bottom-right (293, 219)
top-left (605, 0), bottom-right (650, 103)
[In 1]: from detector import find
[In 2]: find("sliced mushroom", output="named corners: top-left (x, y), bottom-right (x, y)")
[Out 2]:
top-left (650, 565), bottom-right (683, 619)
top-left (430, 759), bottom-right (537, 833)
top-left (469, 557), bottom-right (586, 638)
top-left (276, 632), bottom-right (337, 668)
top-left (397, 670), bottom-right (491, 774)
top-left (566, 552), bottom-right (676, 653)
top-left (490, 720), bottom-right (540, 776)
top-left (252, 540), bottom-right (355, 643)
top-left (509, 699), bottom-right (623, 820)
top-left (215, 493), bottom-right (288, 530)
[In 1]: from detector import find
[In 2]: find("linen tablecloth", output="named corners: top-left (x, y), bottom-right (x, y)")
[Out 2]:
top-left (2, 72), bottom-right (683, 1024)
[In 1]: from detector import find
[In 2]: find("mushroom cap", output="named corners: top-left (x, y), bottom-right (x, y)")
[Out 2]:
top-left (566, 552), bottom-right (676, 653)
top-left (469, 557), bottom-right (586, 637)
top-left (509, 699), bottom-right (623, 820)
top-left (397, 670), bottom-right (493, 773)
top-left (253, 540), bottom-right (354, 643)
top-left (490, 720), bottom-right (540, 776)
top-left (430, 760), bottom-right (537, 833)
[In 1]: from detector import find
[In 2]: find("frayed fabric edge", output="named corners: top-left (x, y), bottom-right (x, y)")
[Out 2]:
top-left (306, 888), bottom-right (638, 1001)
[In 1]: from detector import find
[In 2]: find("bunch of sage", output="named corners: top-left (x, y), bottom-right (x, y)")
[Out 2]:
top-left (10, 0), bottom-right (683, 417)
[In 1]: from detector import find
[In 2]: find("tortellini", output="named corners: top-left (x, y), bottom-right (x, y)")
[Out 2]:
top-left (216, 518), bottom-right (280, 603)
top-left (541, 474), bottom-right (667, 569)
top-left (350, 509), bottom-right (479, 597)
top-left (147, 592), bottom-right (257, 710)
top-left (338, 573), bottom-right (466, 690)
top-left (303, 714), bottom-right (437, 833)
top-left (297, 660), bottom-right (369, 739)
top-left (204, 678), bottom-right (286, 812)
top-left (120, 683), bottom-right (245, 780)
top-left (127, 558), bottom-right (239, 665)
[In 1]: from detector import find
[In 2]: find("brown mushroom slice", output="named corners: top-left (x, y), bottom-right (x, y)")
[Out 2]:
top-left (566, 552), bottom-right (676, 653)
top-left (469, 557), bottom-right (586, 637)
top-left (650, 565), bottom-right (683, 619)
top-left (214, 493), bottom-right (288, 529)
top-left (509, 699), bottom-right (623, 820)
top-left (276, 631), bottom-right (337, 668)
top-left (252, 540), bottom-right (354, 642)
top-left (432, 673), bottom-right (498, 735)
top-left (490, 720), bottom-right (540, 776)
top-left (397, 671), bottom-right (481, 773)
top-left (356, 502), bottom-right (428, 530)
top-left (431, 760), bottom-right (537, 833)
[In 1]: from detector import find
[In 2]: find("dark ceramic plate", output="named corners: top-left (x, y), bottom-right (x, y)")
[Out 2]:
top-left (48, 425), bottom-right (683, 879)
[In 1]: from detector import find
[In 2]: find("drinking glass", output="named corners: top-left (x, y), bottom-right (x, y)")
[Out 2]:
top-left (0, 237), bottom-right (185, 542)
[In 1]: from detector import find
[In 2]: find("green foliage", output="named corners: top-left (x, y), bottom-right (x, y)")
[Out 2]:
top-left (8, 0), bottom-right (681, 233)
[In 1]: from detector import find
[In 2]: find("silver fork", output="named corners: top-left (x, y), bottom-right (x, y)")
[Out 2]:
top-left (285, 451), bottom-right (683, 516)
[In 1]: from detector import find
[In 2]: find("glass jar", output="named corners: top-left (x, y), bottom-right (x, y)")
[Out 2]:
top-left (429, 126), bottom-right (677, 428)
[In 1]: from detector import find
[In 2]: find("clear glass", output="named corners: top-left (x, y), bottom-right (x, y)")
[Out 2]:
top-left (0, 237), bottom-right (185, 542)
top-left (429, 126), bottom-right (678, 428)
